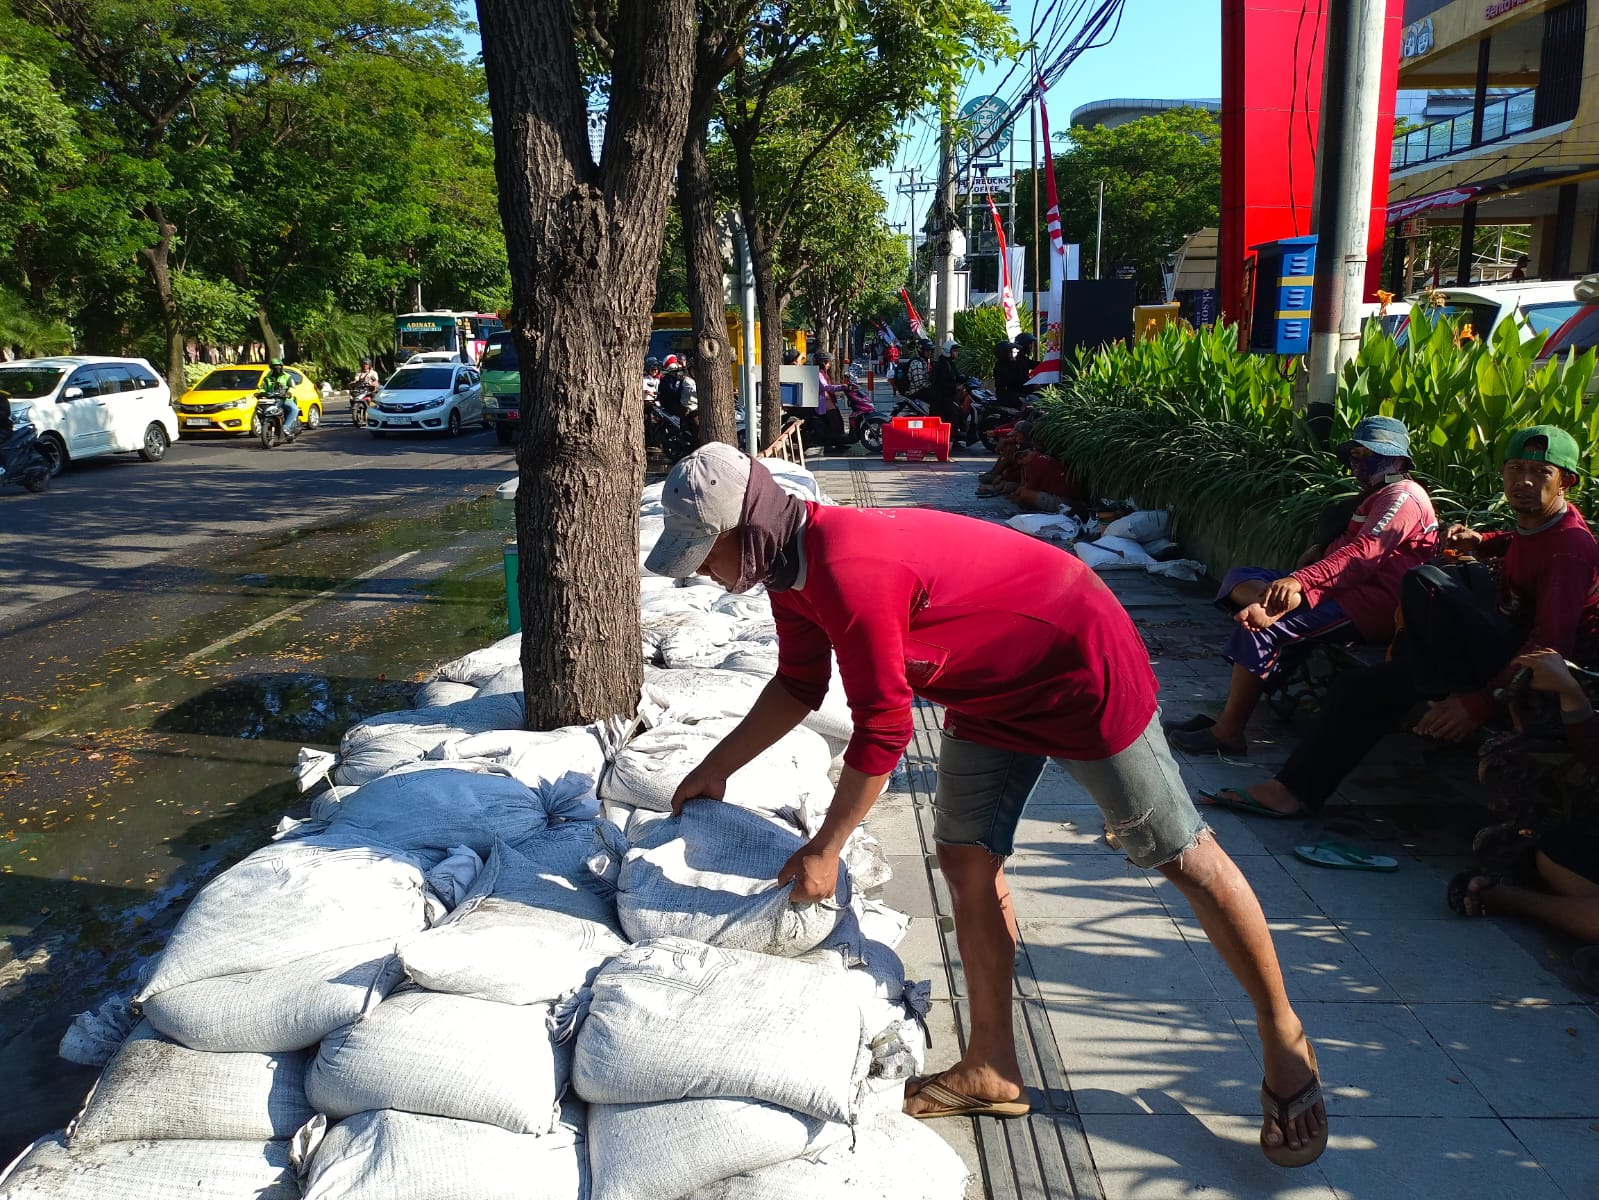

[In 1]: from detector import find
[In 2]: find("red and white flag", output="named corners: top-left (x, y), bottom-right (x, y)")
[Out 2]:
top-left (985, 196), bottom-right (1022, 340)
top-left (900, 287), bottom-right (928, 340)
top-left (1030, 78), bottom-right (1067, 388)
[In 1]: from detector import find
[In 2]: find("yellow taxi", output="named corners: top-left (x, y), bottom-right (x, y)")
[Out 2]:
top-left (173, 365), bottom-right (323, 436)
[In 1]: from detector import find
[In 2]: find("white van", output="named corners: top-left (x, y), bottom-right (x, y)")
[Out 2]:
top-left (0, 356), bottom-right (177, 475)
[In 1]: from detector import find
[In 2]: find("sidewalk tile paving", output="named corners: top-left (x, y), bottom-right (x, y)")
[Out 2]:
top-left (823, 426), bottom-right (1599, 1200)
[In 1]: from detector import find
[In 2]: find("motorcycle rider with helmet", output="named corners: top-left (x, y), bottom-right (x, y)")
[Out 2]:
top-left (643, 357), bottom-right (663, 404)
top-left (261, 358), bottom-right (299, 436)
top-left (928, 340), bottom-right (966, 436)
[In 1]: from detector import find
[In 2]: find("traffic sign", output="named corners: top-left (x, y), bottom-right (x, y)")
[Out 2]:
top-left (960, 95), bottom-right (1012, 160)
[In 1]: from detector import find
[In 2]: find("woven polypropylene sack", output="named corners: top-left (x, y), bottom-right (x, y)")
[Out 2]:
top-left (572, 937), bottom-right (867, 1122)
top-left (297, 1109), bottom-right (586, 1200)
top-left (136, 841), bottom-right (429, 1000)
top-left (430, 634), bottom-right (522, 686)
top-left (139, 940), bottom-right (406, 1053)
top-left (401, 839), bottom-right (626, 1005)
top-left (587, 1097), bottom-right (848, 1200)
top-left (413, 680), bottom-right (478, 709)
top-left (306, 989), bottom-right (570, 1134)
top-left (315, 764), bottom-right (550, 856)
top-left (698, 1109), bottom-right (969, 1200)
top-left (616, 802), bottom-right (848, 957)
top-left (425, 727), bottom-right (606, 818)
top-left (335, 694), bottom-right (525, 785)
top-left (69, 1020), bottom-right (312, 1146)
top-left (0, 1135), bottom-right (296, 1200)
top-left (638, 667), bottom-right (764, 721)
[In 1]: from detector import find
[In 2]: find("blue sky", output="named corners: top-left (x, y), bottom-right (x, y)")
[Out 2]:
top-left (879, 0), bottom-right (1223, 237)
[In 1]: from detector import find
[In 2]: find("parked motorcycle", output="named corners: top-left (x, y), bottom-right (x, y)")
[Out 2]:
top-left (255, 392), bottom-right (301, 450)
top-left (0, 412), bottom-right (52, 493)
top-left (645, 400), bottom-right (695, 464)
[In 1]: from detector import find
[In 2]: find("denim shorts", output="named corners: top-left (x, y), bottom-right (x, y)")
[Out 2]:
top-left (931, 711), bottom-right (1209, 868)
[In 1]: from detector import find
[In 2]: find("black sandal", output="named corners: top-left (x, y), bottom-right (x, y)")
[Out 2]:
top-left (1446, 870), bottom-right (1499, 917)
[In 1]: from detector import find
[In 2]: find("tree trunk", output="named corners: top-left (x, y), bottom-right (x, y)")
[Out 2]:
top-left (256, 308), bottom-right (282, 360)
top-left (679, 127), bottom-right (735, 446)
top-left (137, 205), bottom-right (185, 392)
top-left (477, 0), bottom-right (693, 729)
top-left (731, 140), bottom-right (786, 447)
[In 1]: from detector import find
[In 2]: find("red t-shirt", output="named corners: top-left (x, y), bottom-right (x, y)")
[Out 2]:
top-left (1021, 452), bottom-right (1076, 501)
top-left (769, 504), bottom-right (1159, 775)
top-left (1466, 503), bottom-right (1599, 717)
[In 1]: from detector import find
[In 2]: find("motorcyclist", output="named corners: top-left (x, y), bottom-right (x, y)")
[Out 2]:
top-left (993, 340), bottom-right (1019, 405)
top-left (898, 339), bottom-right (933, 398)
top-left (658, 354), bottom-right (687, 418)
top-left (814, 351), bottom-right (849, 450)
top-left (643, 357), bottom-right (663, 404)
top-left (1011, 332), bottom-right (1039, 399)
top-left (352, 358), bottom-right (380, 400)
top-left (928, 340), bottom-right (965, 434)
top-left (260, 358), bottom-right (299, 436)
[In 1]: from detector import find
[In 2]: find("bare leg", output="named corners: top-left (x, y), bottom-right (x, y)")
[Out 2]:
top-left (1463, 856), bottom-right (1599, 941)
top-left (1210, 663), bottom-right (1267, 744)
top-left (1158, 836), bottom-right (1324, 1153)
top-left (905, 844), bottom-right (1025, 1112)
top-left (1536, 850), bottom-right (1599, 899)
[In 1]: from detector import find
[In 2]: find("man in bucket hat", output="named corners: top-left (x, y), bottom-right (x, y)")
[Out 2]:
top-left (1168, 415), bottom-right (1439, 759)
top-left (1204, 423), bottom-right (1598, 819)
top-left (647, 443), bottom-right (1329, 1166)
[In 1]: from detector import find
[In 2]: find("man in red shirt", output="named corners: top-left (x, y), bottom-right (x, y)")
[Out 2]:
top-left (650, 444), bottom-right (1328, 1167)
top-left (1212, 425), bottom-right (1599, 817)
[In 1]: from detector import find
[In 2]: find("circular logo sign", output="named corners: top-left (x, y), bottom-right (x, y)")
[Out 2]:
top-left (960, 95), bottom-right (1011, 159)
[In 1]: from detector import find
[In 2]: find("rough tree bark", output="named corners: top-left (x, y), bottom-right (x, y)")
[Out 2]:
top-left (137, 204), bottom-right (185, 391)
top-left (679, 130), bottom-right (736, 446)
top-left (476, 0), bottom-right (694, 728)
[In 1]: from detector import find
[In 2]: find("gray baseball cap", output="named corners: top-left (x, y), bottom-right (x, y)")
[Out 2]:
top-left (645, 443), bottom-right (752, 577)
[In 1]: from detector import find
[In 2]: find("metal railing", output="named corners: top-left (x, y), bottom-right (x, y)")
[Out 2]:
top-left (1391, 88), bottom-right (1537, 170)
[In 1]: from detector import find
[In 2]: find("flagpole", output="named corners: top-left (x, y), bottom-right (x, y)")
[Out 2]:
top-left (1030, 55), bottom-right (1040, 340)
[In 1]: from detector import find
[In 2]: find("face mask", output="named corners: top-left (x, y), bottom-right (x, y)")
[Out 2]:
top-left (1352, 453), bottom-right (1405, 489)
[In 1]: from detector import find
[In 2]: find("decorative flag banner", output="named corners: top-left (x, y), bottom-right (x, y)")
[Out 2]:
top-left (985, 195), bottom-right (1022, 340)
top-left (874, 320), bottom-right (899, 346)
top-left (900, 288), bottom-right (928, 340)
top-left (1029, 76), bottom-right (1067, 388)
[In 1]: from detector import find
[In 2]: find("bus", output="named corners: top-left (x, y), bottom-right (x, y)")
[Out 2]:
top-left (647, 312), bottom-right (807, 397)
top-left (393, 311), bottom-right (504, 364)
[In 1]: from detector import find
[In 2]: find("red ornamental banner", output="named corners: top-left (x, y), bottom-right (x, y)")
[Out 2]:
top-left (985, 196), bottom-right (1022, 340)
top-left (899, 287), bottom-right (928, 340)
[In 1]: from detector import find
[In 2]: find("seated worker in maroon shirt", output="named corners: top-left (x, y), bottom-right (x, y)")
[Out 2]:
top-left (1208, 425), bottom-right (1599, 818)
top-left (647, 443), bottom-right (1328, 1168)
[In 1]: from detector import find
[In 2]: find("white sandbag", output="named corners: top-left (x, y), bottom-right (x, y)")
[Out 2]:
top-left (312, 763), bottom-right (550, 856)
top-left (1101, 507), bottom-right (1171, 543)
top-left (1088, 534), bottom-right (1156, 565)
top-left (413, 680), bottom-right (478, 709)
top-left (846, 939), bottom-right (932, 1081)
top-left (699, 1108), bottom-right (969, 1200)
top-left (587, 1098), bottom-right (848, 1200)
top-left (1146, 558), bottom-right (1207, 582)
top-left (761, 457), bottom-right (825, 502)
top-left (800, 662), bottom-right (854, 752)
top-left (401, 839), bottom-right (626, 1005)
top-left (1007, 511), bottom-right (1079, 539)
top-left (639, 514), bottom-right (665, 557)
top-left (572, 937), bottom-right (868, 1122)
top-left (644, 610), bottom-right (739, 665)
top-left (0, 1135), bottom-right (297, 1200)
top-left (600, 715), bottom-right (833, 816)
top-left (513, 819), bottom-right (615, 883)
top-left (640, 481), bottom-right (665, 515)
top-left (857, 897), bottom-right (912, 950)
top-left (710, 589), bottom-right (774, 630)
top-left (69, 1021), bottom-right (312, 1146)
top-left (639, 587), bottom-right (718, 616)
top-left (714, 644), bottom-right (781, 676)
top-left (475, 664), bottom-right (523, 697)
top-left (640, 666), bottom-right (765, 720)
top-left (137, 841), bottom-right (429, 1000)
top-left (425, 725), bottom-right (606, 819)
top-left (140, 940), bottom-right (406, 1054)
top-left (295, 1109), bottom-right (586, 1200)
top-left (306, 989), bottom-right (570, 1135)
top-left (335, 693), bottom-right (525, 785)
top-left (614, 801), bottom-right (850, 957)
top-left (1141, 536), bottom-right (1179, 557)
top-left (1073, 541), bottom-right (1127, 569)
top-left (423, 846), bottom-right (484, 915)
top-left (58, 997), bottom-right (137, 1068)
top-left (430, 633), bottom-right (522, 686)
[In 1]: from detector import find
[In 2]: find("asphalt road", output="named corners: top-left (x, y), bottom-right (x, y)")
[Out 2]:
top-left (0, 403), bottom-right (516, 628)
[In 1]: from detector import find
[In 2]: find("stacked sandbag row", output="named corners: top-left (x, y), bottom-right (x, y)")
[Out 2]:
top-left (4, 462), bottom-right (967, 1200)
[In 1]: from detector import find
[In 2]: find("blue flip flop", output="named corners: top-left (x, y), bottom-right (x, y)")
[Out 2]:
top-left (1293, 842), bottom-right (1398, 872)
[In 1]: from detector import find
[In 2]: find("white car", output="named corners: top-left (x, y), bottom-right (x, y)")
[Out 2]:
top-left (1421, 280), bottom-right (1586, 344)
top-left (0, 356), bottom-right (176, 476)
top-left (406, 350), bottom-right (469, 364)
top-left (368, 363), bottom-right (483, 437)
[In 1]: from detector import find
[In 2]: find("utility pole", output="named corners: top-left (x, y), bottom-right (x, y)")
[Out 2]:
top-left (1306, 0), bottom-right (1386, 430)
top-left (933, 88), bottom-right (958, 343)
top-left (1094, 181), bottom-right (1105, 280)
top-left (894, 166), bottom-right (935, 299)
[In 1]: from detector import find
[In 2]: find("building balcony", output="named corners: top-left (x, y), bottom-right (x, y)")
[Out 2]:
top-left (1390, 87), bottom-right (1536, 171)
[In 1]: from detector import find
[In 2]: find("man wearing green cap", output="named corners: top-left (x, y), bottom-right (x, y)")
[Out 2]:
top-left (1205, 424), bottom-right (1598, 818)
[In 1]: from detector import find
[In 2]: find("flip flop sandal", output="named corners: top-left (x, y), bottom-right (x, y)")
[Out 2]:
top-left (1293, 843), bottom-right (1399, 872)
top-left (1260, 1040), bottom-right (1327, 1168)
top-left (1167, 725), bottom-right (1249, 756)
top-left (1446, 870), bottom-right (1500, 917)
top-left (1162, 713), bottom-right (1217, 734)
top-left (1196, 788), bottom-right (1299, 819)
top-left (905, 1070), bottom-right (1031, 1121)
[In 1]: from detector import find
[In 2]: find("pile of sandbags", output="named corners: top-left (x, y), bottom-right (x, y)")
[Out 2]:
top-left (11, 462), bottom-right (965, 1200)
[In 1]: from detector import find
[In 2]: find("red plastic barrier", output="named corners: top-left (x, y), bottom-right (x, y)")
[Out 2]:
top-left (881, 416), bottom-right (951, 463)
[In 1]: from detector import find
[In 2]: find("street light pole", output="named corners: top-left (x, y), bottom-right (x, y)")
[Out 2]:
top-left (1094, 180), bottom-right (1105, 280)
